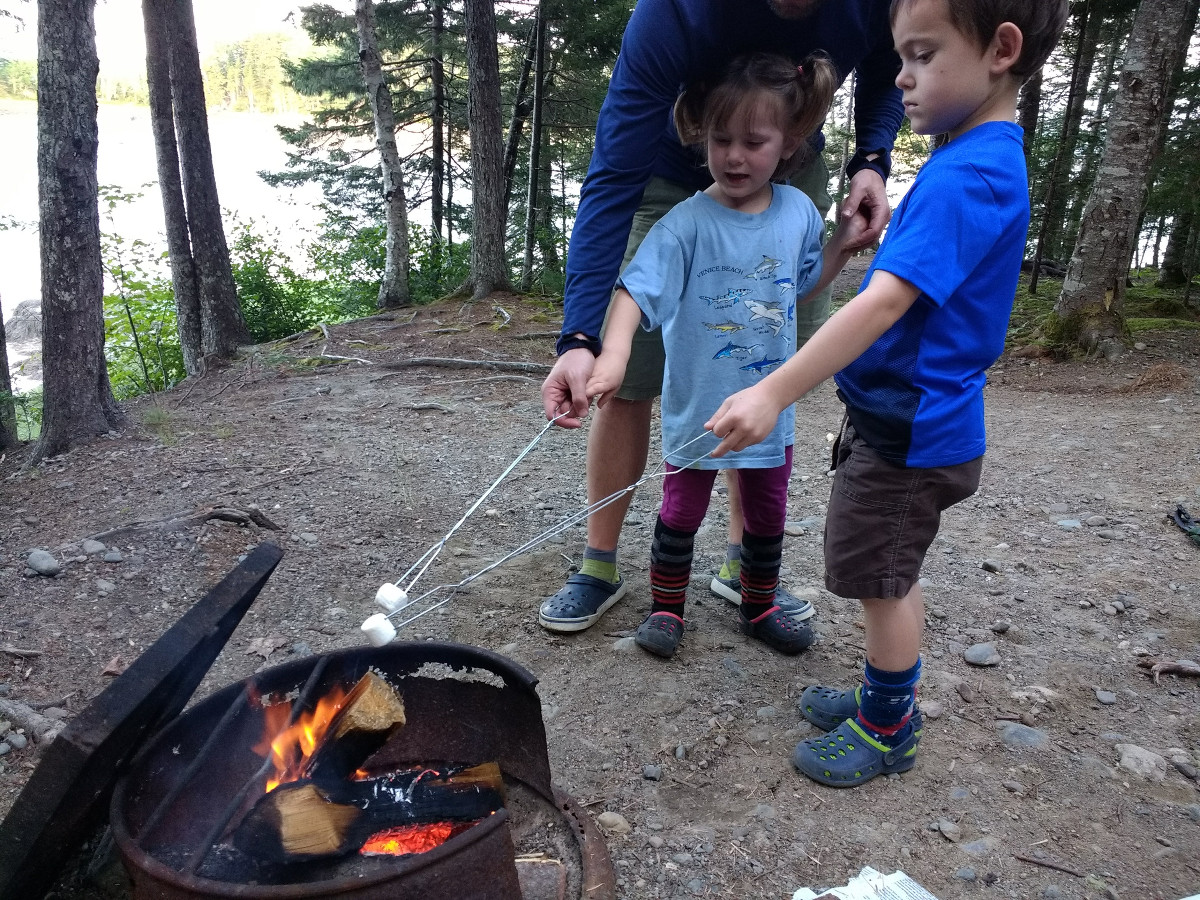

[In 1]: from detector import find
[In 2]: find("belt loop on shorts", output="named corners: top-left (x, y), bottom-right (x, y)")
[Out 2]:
top-left (829, 410), bottom-right (850, 473)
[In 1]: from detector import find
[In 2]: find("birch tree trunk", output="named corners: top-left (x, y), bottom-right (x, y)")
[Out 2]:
top-left (1053, 0), bottom-right (1198, 353)
top-left (165, 0), bottom-right (249, 357)
top-left (35, 0), bottom-right (125, 461)
top-left (356, 0), bottom-right (411, 309)
top-left (461, 0), bottom-right (509, 300)
top-left (143, 0), bottom-right (202, 374)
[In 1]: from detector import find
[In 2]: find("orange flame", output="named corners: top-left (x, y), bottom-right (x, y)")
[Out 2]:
top-left (360, 822), bottom-right (457, 856)
top-left (252, 685), bottom-right (353, 792)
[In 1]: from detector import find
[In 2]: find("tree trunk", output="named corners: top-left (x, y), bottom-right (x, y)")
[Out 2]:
top-left (356, 0), bottom-right (411, 309)
top-left (1044, 0), bottom-right (1100, 263)
top-left (1017, 67), bottom-right (1042, 158)
top-left (503, 19), bottom-right (536, 211)
top-left (430, 0), bottom-right (445, 247)
top-left (1159, 206), bottom-right (1194, 286)
top-left (520, 5), bottom-right (546, 291)
top-left (165, 0), bottom-right (249, 357)
top-left (460, 0), bottom-right (509, 300)
top-left (34, 0), bottom-right (125, 461)
top-left (1053, 0), bottom-right (1197, 353)
top-left (142, 0), bottom-right (202, 375)
top-left (0, 296), bottom-right (16, 449)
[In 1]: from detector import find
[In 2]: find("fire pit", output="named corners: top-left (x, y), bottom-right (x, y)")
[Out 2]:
top-left (110, 641), bottom-right (615, 900)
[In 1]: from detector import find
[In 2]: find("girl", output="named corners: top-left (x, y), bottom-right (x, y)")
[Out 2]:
top-left (585, 51), bottom-right (863, 659)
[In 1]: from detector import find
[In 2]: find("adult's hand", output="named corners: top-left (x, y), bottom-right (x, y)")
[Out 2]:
top-left (839, 168), bottom-right (891, 251)
top-left (541, 347), bottom-right (596, 427)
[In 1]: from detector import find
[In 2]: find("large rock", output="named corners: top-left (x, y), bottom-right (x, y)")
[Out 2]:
top-left (3, 300), bottom-right (41, 343)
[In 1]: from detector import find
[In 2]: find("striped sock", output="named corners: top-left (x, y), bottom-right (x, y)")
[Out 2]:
top-left (738, 531), bottom-right (782, 621)
top-left (650, 517), bottom-right (694, 617)
top-left (856, 658), bottom-right (921, 745)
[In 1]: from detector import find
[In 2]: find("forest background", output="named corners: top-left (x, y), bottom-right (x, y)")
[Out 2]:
top-left (0, 0), bottom-right (1199, 459)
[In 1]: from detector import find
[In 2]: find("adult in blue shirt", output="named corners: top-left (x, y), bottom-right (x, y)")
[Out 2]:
top-left (538, 0), bottom-right (903, 634)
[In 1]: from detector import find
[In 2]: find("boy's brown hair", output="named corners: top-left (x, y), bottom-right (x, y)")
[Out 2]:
top-left (890, 0), bottom-right (1069, 79)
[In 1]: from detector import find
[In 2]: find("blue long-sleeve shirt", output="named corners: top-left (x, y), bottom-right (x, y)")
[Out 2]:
top-left (560, 0), bottom-right (902, 350)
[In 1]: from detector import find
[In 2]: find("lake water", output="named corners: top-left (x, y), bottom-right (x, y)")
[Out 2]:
top-left (0, 100), bottom-right (323, 322)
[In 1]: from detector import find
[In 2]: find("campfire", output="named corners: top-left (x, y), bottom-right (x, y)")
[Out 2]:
top-left (109, 641), bottom-right (616, 900)
top-left (238, 671), bottom-right (504, 863)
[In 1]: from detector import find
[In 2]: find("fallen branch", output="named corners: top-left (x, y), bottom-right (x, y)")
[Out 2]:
top-left (0, 698), bottom-right (65, 745)
top-left (1137, 657), bottom-right (1200, 684)
top-left (78, 505), bottom-right (282, 544)
top-left (1012, 852), bottom-right (1083, 878)
top-left (378, 356), bottom-right (551, 375)
top-left (0, 646), bottom-right (43, 658)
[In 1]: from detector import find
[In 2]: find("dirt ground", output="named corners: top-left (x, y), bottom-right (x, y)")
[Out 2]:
top-left (2, 261), bottom-right (1200, 900)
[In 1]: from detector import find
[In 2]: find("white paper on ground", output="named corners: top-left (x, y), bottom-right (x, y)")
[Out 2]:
top-left (792, 866), bottom-right (940, 900)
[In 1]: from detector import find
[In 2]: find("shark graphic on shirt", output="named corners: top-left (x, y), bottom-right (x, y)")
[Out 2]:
top-left (745, 256), bottom-right (782, 281)
top-left (740, 356), bottom-right (785, 374)
top-left (774, 277), bottom-right (795, 296)
top-left (704, 321), bottom-right (746, 335)
top-left (713, 340), bottom-right (761, 360)
top-left (700, 287), bottom-right (753, 309)
top-left (745, 299), bottom-right (786, 336)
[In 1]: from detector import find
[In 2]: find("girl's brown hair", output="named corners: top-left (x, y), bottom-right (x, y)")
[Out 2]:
top-left (673, 52), bottom-right (839, 181)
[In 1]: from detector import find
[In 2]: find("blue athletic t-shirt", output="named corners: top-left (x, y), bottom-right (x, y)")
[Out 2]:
top-left (619, 185), bottom-right (824, 469)
top-left (835, 121), bottom-right (1029, 467)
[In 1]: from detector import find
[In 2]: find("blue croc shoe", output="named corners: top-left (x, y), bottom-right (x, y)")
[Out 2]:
top-left (538, 573), bottom-right (627, 633)
top-left (798, 684), bottom-right (862, 731)
top-left (792, 712), bottom-right (923, 787)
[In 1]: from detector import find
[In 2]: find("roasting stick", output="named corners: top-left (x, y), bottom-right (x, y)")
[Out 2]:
top-left (360, 430), bottom-right (717, 645)
top-left (372, 412), bottom-right (571, 617)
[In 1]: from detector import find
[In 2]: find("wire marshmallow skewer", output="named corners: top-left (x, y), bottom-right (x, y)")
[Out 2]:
top-left (360, 421), bottom-right (716, 646)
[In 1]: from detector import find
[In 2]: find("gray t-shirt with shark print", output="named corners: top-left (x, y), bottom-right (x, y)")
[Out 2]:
top-left (618, 184), bottom-right (824, 469)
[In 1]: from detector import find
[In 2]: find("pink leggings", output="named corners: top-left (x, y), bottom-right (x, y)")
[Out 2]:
top-left (659, 446), bottom-right (793, 535)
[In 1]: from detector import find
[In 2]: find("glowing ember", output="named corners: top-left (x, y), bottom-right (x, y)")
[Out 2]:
top-left (253, 685), bottom-right (353, 792)
top-left (360, 822), bottom-right (458, 856)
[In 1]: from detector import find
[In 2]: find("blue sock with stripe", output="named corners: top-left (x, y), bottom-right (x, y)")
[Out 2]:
top-left (856, 658), bottom-right (920, 746)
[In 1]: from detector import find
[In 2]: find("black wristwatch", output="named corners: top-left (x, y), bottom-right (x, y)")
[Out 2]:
top-left (846, 147), bottom-right (891, 182)
top-left (556, 332), bottom-right (602, 357)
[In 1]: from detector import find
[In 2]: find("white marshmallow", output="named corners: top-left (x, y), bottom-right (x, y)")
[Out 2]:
top-left (361, 613), bottom-right (397, 647)
top-left (375, 582), bottom-right (409, 613)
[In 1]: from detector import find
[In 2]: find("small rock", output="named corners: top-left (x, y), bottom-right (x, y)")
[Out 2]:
top-left (964, 643), bottom-right (1001, 666)
top-left (980, 559), bottom-right (1001, 573)
top-left (938, 820), bottom-right (962, 842)
top-left (597, 811), bottom-right (631, 834)
top-left (1171, 759), bottom-right (1198, 780)
top-left (81, 539), bottom-right (106, 555)
top-left (990, 620), bottom-right (1011, 634)
top-left (1001, 780), bottom-right (1025, 794)
top-left (25, 550), bottom-right (61, 577)
top-left (672, 852), bottom-right (694, 865)
top-left (648, 835), bottom-right (665, 849)
top-left (955, 868), bottom-right (977, 882)
top-left (642, 765), bottom-right (662, 781)
top-left (1055, 519), bottom-right (1082, 530)
top-left (1095, 689), bottom-right (1117, 706)
top-left (956, 682), bottom-right (976, 703)
top-left (999, 722), bottom-right (1049, 749)
top-left (95, 579), bottom-right (116, 594)
top-left (6, 732), bottom-right (27, 751)
top-left (0, 743), bottom-right (10, 757)
top-left (1116, 744), bottom-right (1167, 781)
top-left (102, 550), bottom-right (124, 563)
top-left (1085, 515), bottom-right (1109, 527)
top-left (299, 532), bottom-right (319, 545)
top-left (920, 700), bottom-right (944, 719)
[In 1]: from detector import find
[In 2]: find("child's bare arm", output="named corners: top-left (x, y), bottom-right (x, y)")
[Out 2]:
top-left (706, 270), bottom-right (920, 454)
top-left (799, 208), bottom-right (871, 304)
top-left (585, 288), bottom-right (643, 408)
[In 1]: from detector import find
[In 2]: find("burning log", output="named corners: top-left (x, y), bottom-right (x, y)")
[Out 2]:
top-left (302, 670), bottom-right (408, 782)
top-left (235, 762), bottom-right (505, 862)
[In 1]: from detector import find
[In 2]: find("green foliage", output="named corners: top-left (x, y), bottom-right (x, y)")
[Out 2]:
top-left (0, 57), bottom-right (35, 99)
top-left (228, 215), bottom-right (371, 342)
top-left (204, 33), bottom-right (312, 114)
top-left (2, 387), bottom-right (42, 441)
top-left (99, 186), bottom-right (187, 400)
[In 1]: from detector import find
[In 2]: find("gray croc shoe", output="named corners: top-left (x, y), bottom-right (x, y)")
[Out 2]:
top-left (708, 575), bottom-right (815, 620)
top-left (538, 573), bottom-right (627, 633)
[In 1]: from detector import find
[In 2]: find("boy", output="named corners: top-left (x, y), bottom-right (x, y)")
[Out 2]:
top-left (705, 0), bottom-right (1069, 787)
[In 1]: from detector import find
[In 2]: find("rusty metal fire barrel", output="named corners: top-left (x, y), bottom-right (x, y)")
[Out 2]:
top-left (110, 641), bottom-right (615, 900)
